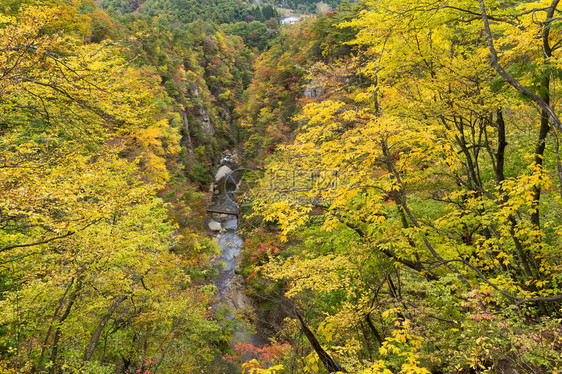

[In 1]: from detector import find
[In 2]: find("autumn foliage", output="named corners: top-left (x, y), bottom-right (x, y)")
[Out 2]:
top-left (0, 2), bottom-right (224, 372)
top-left (243, 0), bottom-right (562, 373)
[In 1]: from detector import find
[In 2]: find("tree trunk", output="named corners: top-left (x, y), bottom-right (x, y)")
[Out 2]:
top-left (83, 294), bottom-right (127, 362)
top-left (295, 310), bottom-right (347, 373)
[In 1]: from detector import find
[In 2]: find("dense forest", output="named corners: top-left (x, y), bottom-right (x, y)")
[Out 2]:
top-left (1, 0), bottom-right (562, 373)
top-left (274, 0), bottom-right (341, 13)
top-left (100, 0), bottom-right (279, 26)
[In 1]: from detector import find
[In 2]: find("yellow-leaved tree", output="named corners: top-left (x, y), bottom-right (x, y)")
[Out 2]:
top-left (246, 0), bottom-right (562, 372)
top-left (0, 3), bottom-right (221, 373)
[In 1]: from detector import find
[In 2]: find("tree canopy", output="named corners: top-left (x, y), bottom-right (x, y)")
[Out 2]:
top-left (242, 0), bottom-right (562, 372)
top-left (3, 0), bottom-right (562, 373)
top-left (0, 2), bottom-right (225, 372)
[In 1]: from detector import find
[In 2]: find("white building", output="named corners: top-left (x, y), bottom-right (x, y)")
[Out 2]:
top-left (280, 16), bottom-right (300, 25)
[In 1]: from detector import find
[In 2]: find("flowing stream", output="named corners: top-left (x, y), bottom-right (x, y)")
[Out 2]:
top-left (215, 217), bottom-right (243, 295)
top-left (207, 161), bottom-right (265, 347)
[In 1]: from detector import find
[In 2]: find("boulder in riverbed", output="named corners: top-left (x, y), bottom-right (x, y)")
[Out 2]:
top-left (214, 165), bottom-right (233, 183)
top-left (208, 220), bottom-right (222, 231)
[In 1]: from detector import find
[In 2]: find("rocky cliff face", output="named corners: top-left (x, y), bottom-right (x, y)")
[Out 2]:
top-left (304, 79), bottom-right (323, 98)
top-left (189, 82), bottom-right (215, 135)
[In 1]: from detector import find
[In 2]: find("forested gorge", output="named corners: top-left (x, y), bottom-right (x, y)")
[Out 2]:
top-left (1, 0), bottom-right (562, 373)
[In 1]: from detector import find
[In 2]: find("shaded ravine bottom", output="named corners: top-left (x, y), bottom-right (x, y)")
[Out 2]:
top-left (207, 162), bottom-right (266, 371)
top-left (213, 214), bottom-right (265, 347)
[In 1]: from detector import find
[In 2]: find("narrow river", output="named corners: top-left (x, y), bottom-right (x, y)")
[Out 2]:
top-left (207, 160), bottom-right (265, 349)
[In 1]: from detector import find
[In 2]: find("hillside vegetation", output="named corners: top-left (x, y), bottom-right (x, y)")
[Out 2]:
top-left (1, 0), bottom-right (562, 373)
top-left (238, 1), bottom-right (562, 373)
